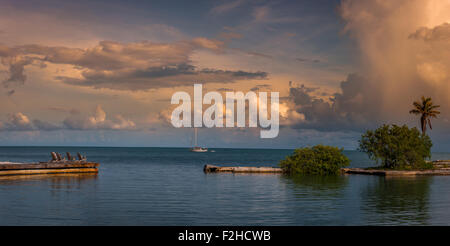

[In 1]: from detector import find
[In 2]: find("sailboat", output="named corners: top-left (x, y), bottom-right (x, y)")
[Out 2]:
top-left (191, 128), bottom-right (208, 152)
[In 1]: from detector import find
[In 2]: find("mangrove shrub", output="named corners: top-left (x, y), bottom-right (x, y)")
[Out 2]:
top-left (359, 124), bottom-right (432, 169)
top-left (279, 145), bottom-right (350, 175)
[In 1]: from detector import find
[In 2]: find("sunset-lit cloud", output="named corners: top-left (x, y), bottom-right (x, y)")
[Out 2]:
top-left (253, 0), bottom-right (450, 139)
top-left (0, 39), bottom-right (267, 91)
top-left (337, 0), bottom-right (450, 124)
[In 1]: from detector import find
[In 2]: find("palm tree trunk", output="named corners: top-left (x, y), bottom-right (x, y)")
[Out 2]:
top-left (421, 116), bottom-right (427, 135)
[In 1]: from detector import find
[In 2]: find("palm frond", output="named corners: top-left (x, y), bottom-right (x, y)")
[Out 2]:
top-left (429, 105), bottom-right (441, 110)
top-left (409, 109), bottom-right (421, 115)
top-left (411, 96), bottom-right (440, 134)
top-left (413, 101), bottom-right (422, 110)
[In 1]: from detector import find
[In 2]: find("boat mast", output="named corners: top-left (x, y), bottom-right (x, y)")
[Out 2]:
top-left (194, 127), bottom-right (198, 147)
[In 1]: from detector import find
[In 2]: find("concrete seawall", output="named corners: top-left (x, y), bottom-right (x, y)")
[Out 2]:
top-left (0, 161), bottom-right (99, 176)
top-left (341, 167), bottom-right (450, 176)
top-left (204, 162), bottom-right (450, 176)
top-left (204, 164), bottom-right (284, 173)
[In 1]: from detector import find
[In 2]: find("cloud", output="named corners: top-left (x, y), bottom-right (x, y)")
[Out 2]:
top-left (282, 74), bottom-right (381, 132)
top-left (277, 0), bottom-right (450, 135)
top-left (250, 84), bottom-right (272, 91)
top-left (6, 89), bottom-right (14, 96)
top-left (0, 106), bottom-right (135, 131)
top-left (0, 39), bottom-right (268, 91)
top-left (217, 88), bottom-right (234, 92)
top-left (5, 112), bottom-right (34, 130)
top-left (244, 50), bottom-right (273, 59)
top-left (1, 56), bottom-right (33, 88)
top-left (0, 113), bottom-right (64, 131)
top-left (251, 5), bottom-right (302, 24)
top-left (210, 0), bottom-right (246, 15)
top-left (48, 106), bottom-right (80, 115)
top-left (32, 119), bottom-right (62, 131)
top-left (57, 64), bottom-right (267, 91)
top-left (191, 37), bottom-right (224, 51)
top-left (409, 23), bottom-right (450, 42)
top-left (296, 58), bottom-right (321, 63)
top-left (218, 31), bottom-right (243, 40)
top-left (15, 39), bottom-right (222, 70)
top-left (330, 0), bottom-right (450, 132)
top-left (0, 44), bottom-right (15, 57)
top-left (252, 6), bottom-right (271, 22)
top-left (228, 47), bottom-right (273, 59)
top-left (63, 105), bottom-right (136, 130)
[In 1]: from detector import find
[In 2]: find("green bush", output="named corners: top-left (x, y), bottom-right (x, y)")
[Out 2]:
top-left (279, 145), bottom-right (350, 175)
top-left (359, 124), bottom-right (433, 170)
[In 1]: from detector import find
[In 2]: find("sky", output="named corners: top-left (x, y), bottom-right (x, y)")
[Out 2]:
top-left (1, 0), bottom-right (450, 150)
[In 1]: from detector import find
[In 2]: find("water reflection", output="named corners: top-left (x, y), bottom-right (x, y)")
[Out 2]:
top-left (0, 173), bottom-right (98, 190)
top-left (279, 175), bottom-right (350, 225)
top-left (282, 175), bottom-right (349, 198)
top-left (361, 176), bottom-right (431, 225)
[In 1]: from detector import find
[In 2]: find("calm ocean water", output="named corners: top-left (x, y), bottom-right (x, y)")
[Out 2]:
top-left (1, 146), bottom-right (450, 225)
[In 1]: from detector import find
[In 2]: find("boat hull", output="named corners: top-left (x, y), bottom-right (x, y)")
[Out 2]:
top-left (191, 148), bottom-right (208, 152)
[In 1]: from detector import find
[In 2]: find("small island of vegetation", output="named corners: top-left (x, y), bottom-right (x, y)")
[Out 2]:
top-left (359, 124), bottom-right (433, 170)
top-left (279, 145), bottom-right (349, 175)
top-left (280, 96), bottom-right (442, 175)
top-left (357, 96), bottom-right (440, 171)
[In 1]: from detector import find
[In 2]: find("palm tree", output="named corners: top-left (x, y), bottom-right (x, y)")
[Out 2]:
top-left (409, 96), bottom-right (440, 135)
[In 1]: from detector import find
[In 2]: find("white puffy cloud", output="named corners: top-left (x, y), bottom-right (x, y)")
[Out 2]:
top-left (6, 112), bottom-right (33, 130)
top-left (0, 106), bottom-right (135, 131)
top-left (63, 105), bottom-right (136, 130)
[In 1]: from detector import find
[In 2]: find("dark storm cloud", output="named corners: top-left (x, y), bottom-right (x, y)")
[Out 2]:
top-left (409, 23), bottom-right (450, 42)
top-left (287, 74), bottom-right (380, 132)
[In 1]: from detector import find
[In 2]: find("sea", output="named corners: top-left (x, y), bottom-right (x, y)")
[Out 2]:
top-left (1, 146), bottom-right (450, 226)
